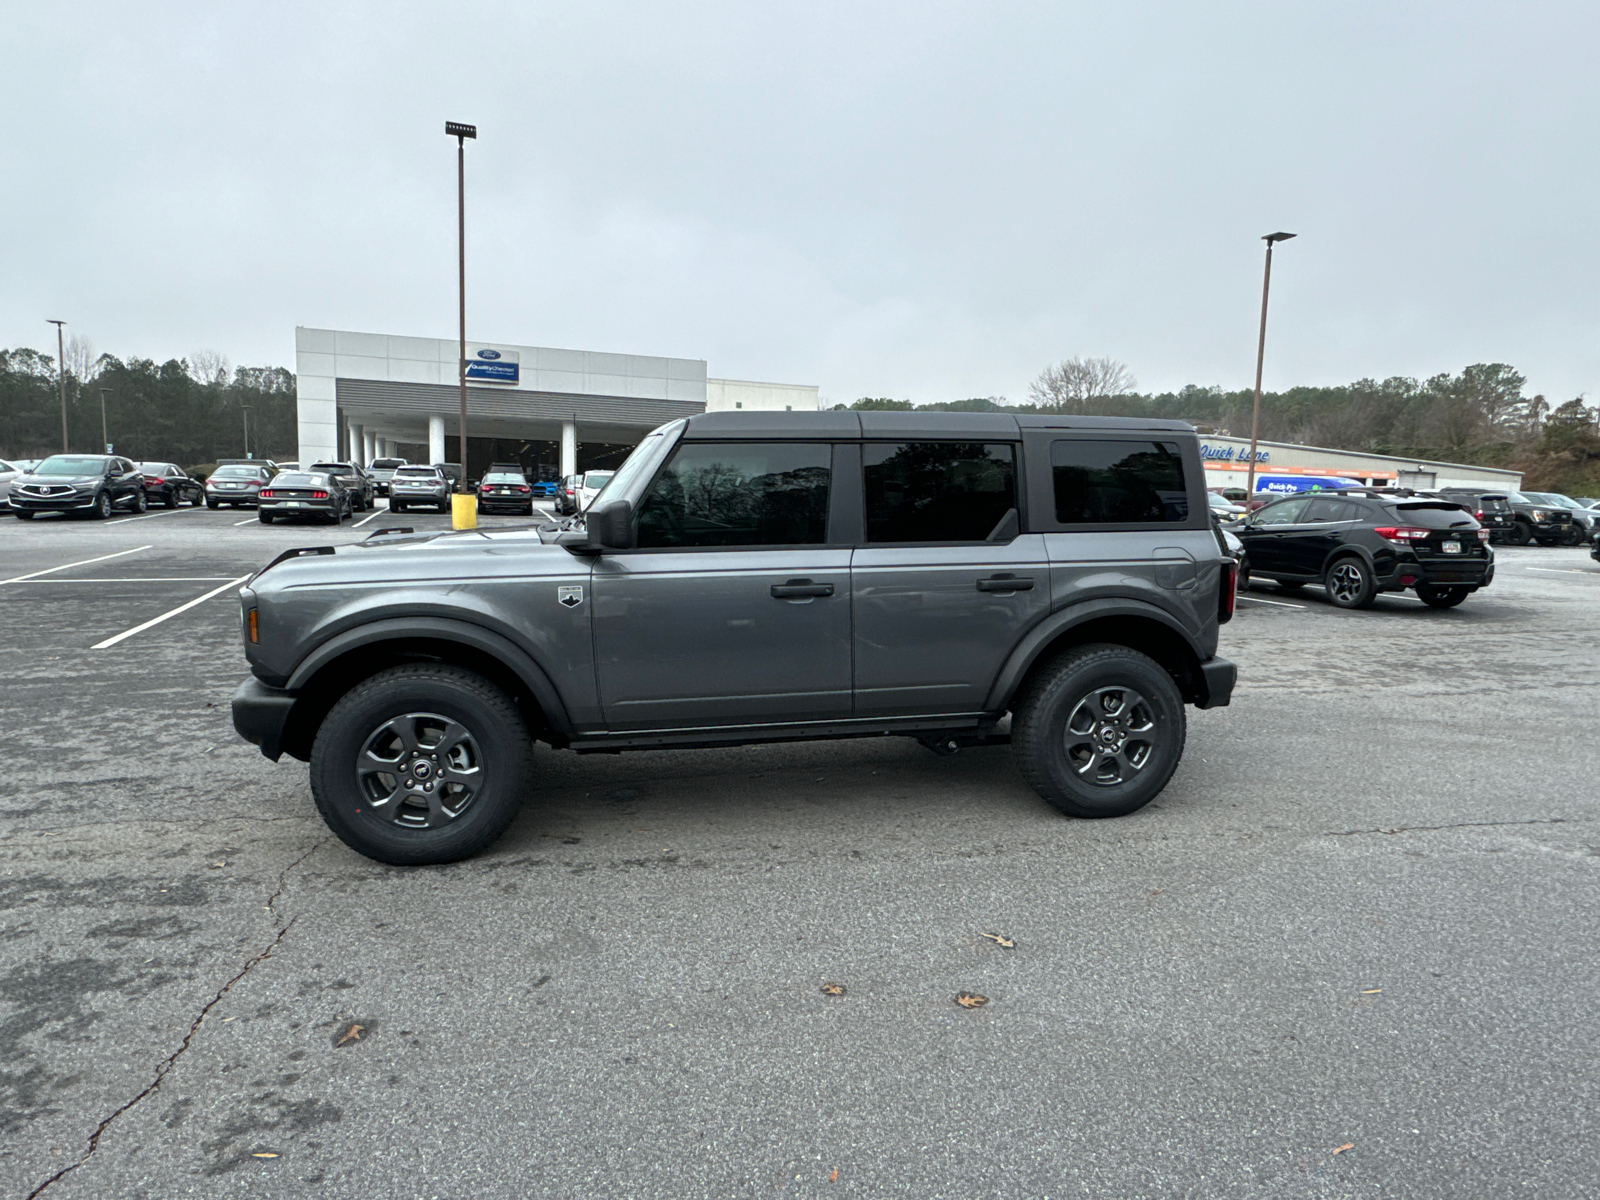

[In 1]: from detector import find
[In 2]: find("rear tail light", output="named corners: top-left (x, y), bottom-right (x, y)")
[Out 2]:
top-left (1477, 528), bottom-right (1491, 541)
top-left (1218, 560), bottom-right (1237, 624)
top-left (311, 490), bottom-right (328, 499)
top-left (259, 489), bottom-right (274, 498)
top-left (517, 485), bottom-right (531, 493)
top-left (1475, 510), bottom-right (1483, 519)
top-left (144, 475), bottom-right (163, 486)
top-left (1373, 526), bottom-right (1432, 546)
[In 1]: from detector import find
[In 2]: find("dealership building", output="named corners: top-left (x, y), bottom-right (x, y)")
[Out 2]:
top-left (294, 327), bottom-right (819, 478)
top-left (1196, 434), bottom-right (1521, 493)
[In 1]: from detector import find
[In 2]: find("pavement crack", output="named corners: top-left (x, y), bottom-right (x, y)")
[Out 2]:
top-left (25, 838), bottom-right (326, 1200)
top-left (1328, 818), bottom-right (1571, 837)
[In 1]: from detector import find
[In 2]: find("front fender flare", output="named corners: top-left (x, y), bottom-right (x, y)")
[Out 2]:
top-left (284, 616), bottom-right (574, 736)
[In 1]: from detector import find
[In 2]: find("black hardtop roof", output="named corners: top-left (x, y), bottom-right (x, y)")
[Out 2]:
top-left (680, 411), bottom-right (1195, 440)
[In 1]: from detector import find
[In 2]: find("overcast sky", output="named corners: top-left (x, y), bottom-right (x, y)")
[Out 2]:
top-left (5, 2), bottom-right (1596, 406)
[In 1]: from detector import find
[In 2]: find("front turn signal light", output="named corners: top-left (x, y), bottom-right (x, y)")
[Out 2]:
top-left (247, 607), bottom-right (259, 644)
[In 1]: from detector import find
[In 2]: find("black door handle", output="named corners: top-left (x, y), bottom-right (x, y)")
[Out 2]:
top-left (771, 579), bottom-right (834, 599)
top-left (977, 575), bottom-right (1034, 592)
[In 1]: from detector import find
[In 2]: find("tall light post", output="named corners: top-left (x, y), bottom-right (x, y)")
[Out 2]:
top-left (1246, 232), bottom-right (1296, 501)
top-left (48, 319), bottom-right (67, 451)
top-left (99, 387), bottom-right (111, 452)
top-left (241, 404), bottom-right (253, 459)
top-left (446, 120), bottom-right (476, 495)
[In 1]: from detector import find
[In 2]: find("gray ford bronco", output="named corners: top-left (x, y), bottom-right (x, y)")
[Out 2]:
top-left (233, 412), bottom-right (1237, 864)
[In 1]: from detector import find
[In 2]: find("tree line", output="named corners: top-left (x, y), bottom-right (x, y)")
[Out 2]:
top-left (0, 340), bottom-right (296, 471)
top-left (836, 357), bottom-right (1600, 493)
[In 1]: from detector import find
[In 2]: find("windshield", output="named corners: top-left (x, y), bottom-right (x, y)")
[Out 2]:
top-left (582, 471), bottom-right (614, 488)
top-left (35, 456), bottom-right (111, 475)
top-left (371, 459), bottom-right (406, 469)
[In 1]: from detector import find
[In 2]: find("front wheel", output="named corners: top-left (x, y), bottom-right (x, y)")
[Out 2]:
top-left (1416, 584), bottom-right (1469, 608)
top-left (1012, 644), bottom-right (1187, 819)
top-left (391, 502), bottom-right (405, 514)
top-left (309, 664), bottom-right (533, 865)
top-left (15, 511), bottom-right (34, 520)
top-left (1507, 521), bottom-right (1532, 546)
top-left (92, 491), bottom-right (113, 519)
top-left (206, 499), bottom-right (219, 510)
top-left (1325, 557), bottom-right (1377, 608)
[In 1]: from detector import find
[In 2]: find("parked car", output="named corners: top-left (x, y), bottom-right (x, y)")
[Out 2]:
top-left (231, 411), bottom-right (1238, 865)
top-left (1495, 492), bottom-right (1577, 545)
top-left (206, 463), bottom-right (274, 509)
top-left (258, 471), bottom-right (351, 524)
top-left (215, 458), bottom-right (279, 471)
top-left (388, 465), bottom-right (451, 513)
top-left (1519, 491), bottom-right (1595, 542)
top-left (553, 474), bottom-right (581, 515)
top-left (138, 462), bottom-right (205, 508)
top-left (575, 470), bottom-right (615, 512)
top-left (477, 470), bottom-right (536, 515)
top-left (435, 463), bottom-right (465, 491)
top-left (1235, 492), bottom-right (1492, 608)
top-left (1434, 489), bottom-right (1518, 542)
top-left (12, 454), bottom-right (148, 519)
top-left (367, 457), bottom-right (408, 496)
top-left (0, 458), bottom-right (22, 510)
top-left (1592, 526), bottom-right (1600, 564)
top-left (309, 461), bottom-right (375, 511)
top-left (1207, 491), bottom-right (1247, 520)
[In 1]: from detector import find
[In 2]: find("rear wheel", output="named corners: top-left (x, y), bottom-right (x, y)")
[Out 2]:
top-left (164, 489), bottom-right (179, 508)
top-left (15, 511), bottom-right (34, 520)
top-left (133, 489), bottom-right (148, 513)
top-left (1416, 584), bottom-right (1469, 608)
top-left (1560, 526), bottom-right (1583, 546)
top-left (1325, 556), bottom-right (1377, 608)
top-left (1012, 644), bottom-right (1186, 819)
top-left (259, 512), bottom-right (273, 524)
top-left (391, 502), bottom-right (405, 514)
top-left (310, 664), bottom-right (533, 865)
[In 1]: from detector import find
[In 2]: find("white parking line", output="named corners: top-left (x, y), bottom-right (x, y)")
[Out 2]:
top-left (1240, 594), bottom-right (1307, 609)
top-left (11, 577), bottom-right (240, 584)
top-left (91, 575), bottom-right (251, 649)
top-left (1524, 566), bottom-right (1593, 574)
top-left (109, 506), bottom-right (202, 524)
top-left (0, 545), bottom-right (152, 585)
top-left (351, 508), bottom-right (388, 528)
top-left (233, 517), bottom-right (258, 526)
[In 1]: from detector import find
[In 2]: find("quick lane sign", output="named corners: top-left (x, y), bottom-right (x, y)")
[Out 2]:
top-left (465, 346), bottom-right (520, 384)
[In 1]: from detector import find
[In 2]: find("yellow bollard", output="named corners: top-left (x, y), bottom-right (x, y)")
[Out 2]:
top-left (451, 493), bottom-right (477, 530)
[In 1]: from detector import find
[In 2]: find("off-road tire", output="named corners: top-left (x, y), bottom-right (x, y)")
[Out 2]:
top-left (1012, 644), bottom-right (1186, 819)
top-left (310, 664), bottom-right (532, 865)
top-left (1416, 584), bottom-right (1469, 609)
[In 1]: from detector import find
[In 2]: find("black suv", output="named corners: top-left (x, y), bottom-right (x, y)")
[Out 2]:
top-left (1491, 491), bottom-right (1575, 545)
top-left (1434, 490), bottom-right (1516, 542)
top-left (232, 412), bottom-right (1238, 865)
top-left (1237, 493), bottom-right (1492, 608)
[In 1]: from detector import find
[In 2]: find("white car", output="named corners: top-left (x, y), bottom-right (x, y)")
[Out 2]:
top-left (0, 458), bottom-right (20, 509)
top-left (576, 470), bottom-right (614, 512)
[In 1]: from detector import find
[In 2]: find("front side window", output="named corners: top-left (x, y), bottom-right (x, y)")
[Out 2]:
top-left (863, 442), bottom-right (1016, 542)
top-left (636, 442), bottom-right (831, 548)
top-left (1051, 440), bottom-right (1189, 524)
top-left (1252, 496), bottom-right (1312, 525)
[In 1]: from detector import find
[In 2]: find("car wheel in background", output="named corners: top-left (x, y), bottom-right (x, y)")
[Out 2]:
top-left (134, 490), bottom-right (148, 513)
top-left (391, 502), bottom-right (404, 514)
top-left (259, 512), bottom-right (273, 524)
top-left (1416, 584), bottom-right (1469, 608)
top-left (93, 491), bottom-right (113, 520)
top-left (1325, 556), bottom-right (1377, 608)
top-left (206, 499), bottom-right (219, 509)
top-left (1236, 559), bottom-right (1251, 593)
top-left (164, 489), bottom-right (179, 508)
top-left (1506, 521), bottom-right (1532, 545)
top-left (1559, 527), bottom-right (1582, 546)
top-left (438, 502), bottom-right (450, 513)
top-left (1011, 644), bottom-right (1186, 820)
top-left (15, 511), bottom-right (34, 520)
top-left (309, 664), bottom-right (533, 865)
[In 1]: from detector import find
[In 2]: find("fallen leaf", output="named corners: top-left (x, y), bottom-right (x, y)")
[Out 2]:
top-left (1360, 989), bottom-right (1382, 995)
top-left (829, 1168), bottom-right (839, 1182)
top-left (208, 861), bottom-right (226, 869)
top-left (820, 982), bottom-right (846, 997)
top-left (981, 933), bottom-right (1016, 949)
top-left (335, 1023), bottom-right (365, 1046)
top-left (955, 991), bottom-right (988, 1009)
top-left (1332, 1143), bottom-right (1354, 1155)
top-left (251, 1152), bottom-right (278, 1158)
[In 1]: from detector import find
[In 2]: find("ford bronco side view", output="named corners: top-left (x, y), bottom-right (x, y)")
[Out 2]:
top-left (232, 412), bottom-right (1238, 864)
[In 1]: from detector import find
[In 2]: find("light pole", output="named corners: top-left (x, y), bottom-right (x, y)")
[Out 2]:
top-left (446, 120), bottom-right (476, 495)
top-left (99, 387), bottom-right (111, 452)
top-left (48, 319), bottom-right (67, 452)
top-left (241, 404), bottom-right (253, 459)
top-left (1246, 232), bottom-right (1296, 502)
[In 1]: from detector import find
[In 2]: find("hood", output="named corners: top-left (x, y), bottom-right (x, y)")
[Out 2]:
top-left (251, 526), bottom-right (577, 590)
top-left (19, 472), bottom-right (102, 486)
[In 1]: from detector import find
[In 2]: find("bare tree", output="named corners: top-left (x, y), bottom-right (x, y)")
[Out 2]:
top-left (1029, 357), bottom-right (1137, 413)
top-left (189, 349), bottom-right (232, 386)
top-left (64, 334), bottom-right (100, 382)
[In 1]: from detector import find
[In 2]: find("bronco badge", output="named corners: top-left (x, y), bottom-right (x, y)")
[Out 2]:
top-left (557, 585), bottom-right (584, 608)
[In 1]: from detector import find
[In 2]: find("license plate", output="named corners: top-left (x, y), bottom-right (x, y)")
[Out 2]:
top-left (287, 501), bottom-right (304, 507)
top-left (1442, 541), bottom-right (1462, 554)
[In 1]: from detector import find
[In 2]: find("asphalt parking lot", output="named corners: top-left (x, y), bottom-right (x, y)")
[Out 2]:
top-left (2, 508), bottom-right (1597, 1199)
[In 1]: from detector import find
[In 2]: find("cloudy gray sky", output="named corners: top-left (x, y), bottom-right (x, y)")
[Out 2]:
top-left (5, 2), bottom-right (1596, 405)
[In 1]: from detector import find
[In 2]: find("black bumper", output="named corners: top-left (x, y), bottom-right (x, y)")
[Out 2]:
top-left (232, 677), bottom-right (297, 762)
top-left (1195, 656), bottom-right (1236, 709)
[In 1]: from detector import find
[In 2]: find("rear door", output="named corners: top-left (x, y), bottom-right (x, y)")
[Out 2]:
top-left (850, 441), bottom-right (1047, 716)
top-left (590, 440), bottom-right (851, 729)
top-left (1291, 496), bottom-right (1366, 574)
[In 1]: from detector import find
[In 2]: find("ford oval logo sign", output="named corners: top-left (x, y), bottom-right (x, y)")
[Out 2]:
top-left (477, 349), bottom-right (502, 360)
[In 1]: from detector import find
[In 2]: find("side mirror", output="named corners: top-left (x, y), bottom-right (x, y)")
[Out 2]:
top-left (586, 499), bottom-right (635, 551)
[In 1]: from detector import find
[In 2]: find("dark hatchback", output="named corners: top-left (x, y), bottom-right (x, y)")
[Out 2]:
top-left (257, 472), bottom-right (351, 524)
top-left (476, 470), bottom-right (535, 514)
top-left (1237, 493), bottom-right (1493, 608)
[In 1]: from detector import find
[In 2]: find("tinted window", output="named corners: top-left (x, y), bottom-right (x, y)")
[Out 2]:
top-left (863, 442), bottom-right (1016, 542)
top-left (1385, 503), bottom-right (1477, 529)
top-left (482, 472), bottom-right (525, 484)
top-left (272, 474), bottom-right (328, 488)
top-left (1253, 496), bottom-right (1311, 525)
top-left (1304, 498), bottom-right (1362, 522)
top-left (395, 467), bottom-right (439, 478)
top-left (1051, 440), bottom-right (1188, 524)
top-left (636, 442), bottom-right (831, 548)
top-left (211, 465), bottom-right (262, 478)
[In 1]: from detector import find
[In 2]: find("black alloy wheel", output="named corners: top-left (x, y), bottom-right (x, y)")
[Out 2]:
top-left (310, 664), bottom-right (533, 865)
top-left (93, 491), bottom-right (113, 520)
top-left (133, 489), bottom-right (148, 513)
top-left (1416, 584), bottom-right (1469, 609)
top-left (164, 488), bottom-right (179, 508)
top-left (1560, 526), bottom-right (1583, 546)
top-left (1325, 556), bottom-right (1377, 609)
top-left (15, 510), bottom-right (34, 520)
top-left (1236, 558), bottom-right (1251, 593)
top-left (1011, 644), bottom-right (1186, 819)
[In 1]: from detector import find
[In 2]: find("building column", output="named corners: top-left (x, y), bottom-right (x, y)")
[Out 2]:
top-left (429, 416), bottom-right (446, 467)
top-left (560, 420), bottom-right (577, 478)
top-left (364, 430), bottom-right (378, 463)
top-left (349, 421), bottom-right (365, 465)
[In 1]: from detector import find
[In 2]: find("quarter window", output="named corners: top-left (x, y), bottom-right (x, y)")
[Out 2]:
top-left (1050, 440), bottom-right (1189, 524)
top-left (862, 442), bottom-right (1016, 542)
top-left (635, 442), bottom-right (832, 548)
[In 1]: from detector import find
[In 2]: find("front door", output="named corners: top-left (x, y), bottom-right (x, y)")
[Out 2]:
top-left (1240, 495), bottom-right (1311, 575)
top-left (591, 440), bottom-right (851, 730)
top-left (851, 441), bottom-right (1046, 716)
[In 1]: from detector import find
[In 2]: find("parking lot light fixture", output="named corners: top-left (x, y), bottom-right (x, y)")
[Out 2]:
top-left (99, 387), bottom-right (111, 452)
top-left (48, 319), bottom-right (67, 451)
top-left (241, 404), bottom-right (253, 459)
top-left (446, 120), bottom-right (477, 496)
top-left (1246, 232), bottom-right (1296, 501)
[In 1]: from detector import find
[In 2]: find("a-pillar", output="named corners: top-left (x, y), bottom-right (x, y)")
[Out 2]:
top-left (428, 416), bottom-right (446, 467)
top-left (348, 421), bottom-right (365, 465)
top-left (560, 420), bottom-right (577, 478)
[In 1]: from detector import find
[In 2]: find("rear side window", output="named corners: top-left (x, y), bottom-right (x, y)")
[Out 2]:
top-left (863, 443), bottom-right (1016, 542)
top-left (636, 442), bottom-right (832, 548)
top-left (1304, 498), bottom-right (1364, 522)
top-left (1051, 440), bottom-right (1188, 524)
top-left (1385, 503), bottom-right (1477, 528)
